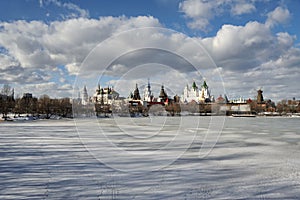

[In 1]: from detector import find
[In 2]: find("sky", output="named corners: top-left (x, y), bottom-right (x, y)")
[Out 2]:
top-left (0, 0), bottom-right (299, 102)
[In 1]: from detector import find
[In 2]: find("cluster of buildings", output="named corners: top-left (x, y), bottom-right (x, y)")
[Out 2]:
top-left (72, 76), bottom-right (300, 115)
top-left (75, 79), bottom-right (288, 116)
top-left (1, 78), bottom-right (300, 118)
top-left (78, 79), bottom-right (214, 106)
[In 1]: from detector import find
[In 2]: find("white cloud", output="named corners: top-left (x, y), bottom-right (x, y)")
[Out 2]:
top-left (65, 63), bottom-right (80, 75)
top-left (0, 54), bottom-right (19, 70)
top-left (276, 32), bottom-right (295, 49)
top-left (187, 18), bottom-right (210, 31)
top-left (73, 27), bottom-right (222, 98)
top-left (0, 16), bottom-right (162, 97)
top-left (266, 6), bottom-right (290, 28)
top-left (0, 9), bottom-right (299, 101)
top-left (179, 0), bottom-right (213, 19)
top-left (202, 21), bottom-right (273, 70)
top-left (179, 0), bottom-right (257, 31)
top-left (197, 19), bottom-right (300, 101)
top-left (12, 82), bottom-right (74, 98)
top-left (40, 0), bottom-right (89, 18)
top-left (179, 0), bottom-right (214, 31)
top-left (231, 2), bottom-right (256, 15)
top-left (0, 16), bottom-right (162, 77)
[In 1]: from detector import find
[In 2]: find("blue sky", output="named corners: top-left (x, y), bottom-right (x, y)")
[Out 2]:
top-left (0, 0), bottom-right (299, 101)
top-left (1, 0), bottom-right (299, 39)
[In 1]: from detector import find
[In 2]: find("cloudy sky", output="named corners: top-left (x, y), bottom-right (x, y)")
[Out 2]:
top-left (0, 0), bottom-right (299, 101)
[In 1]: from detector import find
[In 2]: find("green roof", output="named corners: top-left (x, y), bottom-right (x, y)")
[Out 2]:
top-left (192, 81), bottom-right (197, 90)
top-left (202, 80), bottom-right (208, 89)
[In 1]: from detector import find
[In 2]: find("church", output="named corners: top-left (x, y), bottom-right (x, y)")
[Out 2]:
top-left (181, 80), bottom-right (213, 103)
top-left (92, 84), bottom-right (119, 105)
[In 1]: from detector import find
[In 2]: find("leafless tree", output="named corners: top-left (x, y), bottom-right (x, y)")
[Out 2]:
top-left (0, 84), bottom-right (15, 119)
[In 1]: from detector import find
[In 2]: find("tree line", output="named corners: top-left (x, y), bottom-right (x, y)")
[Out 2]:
top-left (0, 84), bottom-right (72, 120)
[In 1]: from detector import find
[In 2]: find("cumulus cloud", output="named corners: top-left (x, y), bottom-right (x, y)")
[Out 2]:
top-left (231, 2), bottom-right (256, 15)
top-left (179, 0), bottom-right (213, 19)
top-left (197, 18), bottom-right (300, 100)
top-left (39, 0), bottom-right (89, 18)
top-left (0, 3), bottom-right (299, 101)
top-left (179, 0), bottom-right (257, 31)
top-left (179, 0), bottom-right (213, 30)
top-left (18, 82), bottom-right (73, 98)
top-left (266, 6), bottom-right (290, 28)
top-left (0, 16), bottom-right (162, 97)
top-left (202, 21), bottom-right (274, 70)
top-left (0, 16), bottom-right (161, 77)
top-left (73, 27), bottom-right (222, 98)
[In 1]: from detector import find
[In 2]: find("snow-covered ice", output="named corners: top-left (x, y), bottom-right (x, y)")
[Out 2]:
top-left (0, 116), bottom-right (299, 199)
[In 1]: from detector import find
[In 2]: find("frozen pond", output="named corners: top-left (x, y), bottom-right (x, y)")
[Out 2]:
top-left (0, 116), bottom-right (299, 199)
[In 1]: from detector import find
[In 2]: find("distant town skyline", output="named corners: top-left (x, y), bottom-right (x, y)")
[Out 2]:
top-left (0, 0), bottom-right (299, 102)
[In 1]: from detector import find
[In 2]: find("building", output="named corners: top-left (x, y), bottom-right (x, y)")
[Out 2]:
top-left (93, 84), bottom-right (119, 105)
top-left (257, 89), bottom-right (264, 103)
top-left (182, 81), bottom-right (199, 103)
top-left (230, 97), bottom-right (247, 104)
top-left (92, 84), bottom-right (120, 116)
top-left (132, 83), bottom-right (141, 100)
top-left (81, 86), bottom-right (89, 105)
top-left (23, 93), bottom-right (33, 99)
top-left (199, 81), bottom-right (213, 102)
top-left (158, 85), bottom-right (168, 103)
top-left (181, 80), bottom-right (213, 103)
top-left (143, 79), bottom-right (153, 102)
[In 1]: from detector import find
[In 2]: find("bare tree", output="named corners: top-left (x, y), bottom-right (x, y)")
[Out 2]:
top-left (59, 98), bottom-right (72, 117)
top-left (1, 84), bottom-right (12, 96)
top-left (0, 84), bottom-right (15, 119)
top-left (38, 95), bottom-right (52, 118)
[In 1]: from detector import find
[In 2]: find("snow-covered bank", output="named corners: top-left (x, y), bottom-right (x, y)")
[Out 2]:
top-left (0, 117), bottom-right (299, 199)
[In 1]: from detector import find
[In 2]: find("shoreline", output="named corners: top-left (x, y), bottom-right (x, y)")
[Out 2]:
top-left (1, 113), bottom-right (299, 123)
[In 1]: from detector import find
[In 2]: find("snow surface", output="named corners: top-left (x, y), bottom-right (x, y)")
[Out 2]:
top-left (0, 116), bottom-right (299, 199)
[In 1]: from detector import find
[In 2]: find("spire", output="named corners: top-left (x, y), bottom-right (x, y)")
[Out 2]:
top-left (224, 94), bottom-right (229, 103)
top-left (202, 80), bottom-right (208, 89)
top-left (159, 84), bottom-right (168, 99)
top-left (133, 83), bottom-right (141, 100)
top-left (143, 78), bottom-right (152, 102)
top-left (96, 84), bottom-right (101, 95)
top-left (83, 85), bottom-right (87, 94)
top-left (147, 78), bottom-right (150, 89)
top-left (192, 81), bottom-right (197, 91)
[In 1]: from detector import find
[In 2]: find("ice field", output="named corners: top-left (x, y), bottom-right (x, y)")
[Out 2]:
top-left (0, 116), bottom-right (299, 199)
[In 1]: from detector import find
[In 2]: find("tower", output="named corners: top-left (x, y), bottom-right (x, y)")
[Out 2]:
top-left (257, 89), bottom-right (264, 103)
top-left (96, 84), bottom-right (101, 95)
top-left (200, 80), bottom-right (211, 102)
top-left (159, 85), bottom-right (168, 102)
top-left (143, 79), bottom-right (153, 102)
top-left (82, 85), bottom-right (89, 105)
top-left (133, 83), bottom-right (141, 100)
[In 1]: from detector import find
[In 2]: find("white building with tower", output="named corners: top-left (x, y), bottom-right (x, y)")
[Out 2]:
top-left (81, 85), bottom-right (89, 105)
top-left (92, 84), bottom-right (119, 105)
top-left (181, 80), bottom-right (213, 103)
top-left (143, 79), bottom-right (154, 102)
